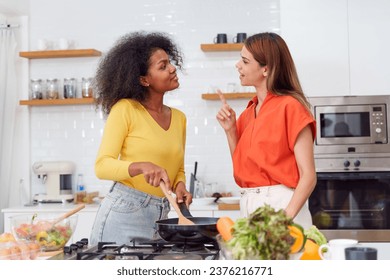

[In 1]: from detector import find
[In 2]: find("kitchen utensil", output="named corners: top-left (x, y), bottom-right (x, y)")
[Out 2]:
top-left (159, 181), bottom-right (194, 225)
top-left (155, 202), bottom-right (219, 243)
top-left (189, 161), bottom-right (197, 195)
top-left (50, 203), bottom-right (85, 228)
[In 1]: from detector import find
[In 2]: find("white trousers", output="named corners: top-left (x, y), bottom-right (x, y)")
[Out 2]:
top-left (239, 184), bottom-right (312, 230)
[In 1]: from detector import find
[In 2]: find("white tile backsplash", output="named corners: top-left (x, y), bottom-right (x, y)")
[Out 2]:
top-left (27, 0), bottom-right (280, 196)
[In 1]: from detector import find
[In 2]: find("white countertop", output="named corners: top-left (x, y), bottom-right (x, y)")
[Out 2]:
top-left (1, 202), bottom-right (220, 213)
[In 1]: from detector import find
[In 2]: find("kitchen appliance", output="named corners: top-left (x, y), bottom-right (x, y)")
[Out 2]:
top-left (32, 161), bottom-right (75, 203)
top-left (311, 94), bottom-right (390, 158)
top-left (156, 201), bottom-right (219, 243)
top-left (48, 238), bottom-right (220, 260)
top-left (308, 95), bottom-right (390, 242)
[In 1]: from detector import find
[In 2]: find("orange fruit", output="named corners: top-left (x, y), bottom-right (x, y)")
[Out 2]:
top-left (289, 223), bottom-right (306, 254)
top-left (300, 239), bottom-right (322, 260)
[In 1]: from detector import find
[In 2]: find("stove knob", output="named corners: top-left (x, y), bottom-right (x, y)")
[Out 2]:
top-left (343, 160), bottom-right (350, 168)
top-left (354, 160), bottom-right (361, 167)
top-left (80, 238), bottom-right (89, 246)
top-left (63, 246), bottom-right (72, 254)
top-left (70, 244), bottom-right (79, 252)
top-left (76, 241), bottom-right (85, 248)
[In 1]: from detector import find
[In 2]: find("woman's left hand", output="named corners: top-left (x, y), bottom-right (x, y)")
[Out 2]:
top-left (175, 182), bottom-right (193, 207)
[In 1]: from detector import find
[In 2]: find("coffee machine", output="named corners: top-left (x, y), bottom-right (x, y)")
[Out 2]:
top-left (32, 161), bottom-right (75, 203)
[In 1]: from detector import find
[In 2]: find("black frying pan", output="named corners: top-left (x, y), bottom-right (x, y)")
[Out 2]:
top-left (155, 203), bottom-right (219, 243)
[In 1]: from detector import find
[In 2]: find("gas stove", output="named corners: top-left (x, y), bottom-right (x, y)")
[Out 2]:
top-left (49, 238), bottom-right (220, 260)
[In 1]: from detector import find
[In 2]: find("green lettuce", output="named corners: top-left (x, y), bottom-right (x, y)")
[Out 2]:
top-left (226, 204), bottom-right (293, 260)
top-left (304, 225), bottom-right (327, 246)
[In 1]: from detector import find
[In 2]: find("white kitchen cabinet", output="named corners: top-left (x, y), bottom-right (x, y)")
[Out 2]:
top-left (348, 0), bottom-right (390, 95)
top-left (280, 0), bottom-right (350, 97)
top-left (280, 0), bottom-right (390, 98)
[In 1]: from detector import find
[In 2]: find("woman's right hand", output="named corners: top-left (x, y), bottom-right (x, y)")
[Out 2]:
top-left (128, 162), bottom-right (171, 188)
top-left (216, 90), bottom-right (236, 131)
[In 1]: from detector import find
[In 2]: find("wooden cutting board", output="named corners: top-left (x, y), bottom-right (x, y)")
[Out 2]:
top-left (218, 203), bottom-right (240, 210)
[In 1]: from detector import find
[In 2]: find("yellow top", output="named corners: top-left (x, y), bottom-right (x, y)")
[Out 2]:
top-left (95, 99), bottom-right (187, 197)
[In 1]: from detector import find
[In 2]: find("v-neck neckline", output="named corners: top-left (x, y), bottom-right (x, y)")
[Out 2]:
top-left (140, 103), bottom-right (172, 131)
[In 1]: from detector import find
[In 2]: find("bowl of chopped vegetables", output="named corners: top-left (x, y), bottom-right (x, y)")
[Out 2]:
top-left (10, 213), bottom-right (78, 251)
top-left (216, 204), bottom-right (306, 260)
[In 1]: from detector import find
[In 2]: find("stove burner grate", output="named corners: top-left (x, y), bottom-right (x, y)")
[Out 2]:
top-left (60, 238), bottom-right (220, 260)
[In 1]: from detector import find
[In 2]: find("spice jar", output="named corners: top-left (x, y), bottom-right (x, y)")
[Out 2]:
top-left (81, 77), bottom-right (93, 98)
top-left (30, 79), bottom-right (44, 99)
top-left (63, 78), bottom-right (77, 99)
top-left (46, 79), bottom-right (59, 99)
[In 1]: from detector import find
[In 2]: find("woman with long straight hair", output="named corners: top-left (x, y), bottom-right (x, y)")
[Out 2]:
top-left (216, 32), bottom-right (316, 229)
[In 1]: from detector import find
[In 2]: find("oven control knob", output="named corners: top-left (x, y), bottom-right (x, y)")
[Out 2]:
top-left (354, 160), bottom-right (361, 167)
top-left (343, 160), bottom-right (350, 168)
top-left (376, 127), bottom-right (382, 133)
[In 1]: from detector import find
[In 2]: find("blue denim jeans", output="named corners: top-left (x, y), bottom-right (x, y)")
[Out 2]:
top-left (90, 182), bottom-right (170, 245)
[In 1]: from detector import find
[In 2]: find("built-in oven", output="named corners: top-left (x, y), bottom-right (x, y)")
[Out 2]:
top-left (309, 170), bottom-right (390, 241)
top-left (308, 95), bottom-right (390, 241)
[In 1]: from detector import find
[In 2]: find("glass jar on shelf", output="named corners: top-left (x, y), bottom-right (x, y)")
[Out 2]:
top-left (46, 78), bottom-right (59, 99)
top-left (63, 78), bottom-right (77, 99)
top-left (81, 77), bottom-right (93, 98)
top-left (30, 79), bottom-right (44, 100)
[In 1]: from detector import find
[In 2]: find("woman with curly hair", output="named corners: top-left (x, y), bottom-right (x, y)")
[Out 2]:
top-left (90, 31), bottom-right (192, 245)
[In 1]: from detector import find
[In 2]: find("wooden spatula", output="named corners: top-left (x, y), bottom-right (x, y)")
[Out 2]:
top-left (51, 203), bottom-right (85, 226)
top-left (159, 181), bottom-right (194, 225)
top-left (33, 204), bottom-right (86, 233)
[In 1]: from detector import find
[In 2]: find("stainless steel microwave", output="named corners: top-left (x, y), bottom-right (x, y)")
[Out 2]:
top-left (309, 95), bottom-right (390, 156)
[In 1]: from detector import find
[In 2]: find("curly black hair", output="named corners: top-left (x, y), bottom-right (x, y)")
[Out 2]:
top-left (94, 31), bottom-right (183, 116)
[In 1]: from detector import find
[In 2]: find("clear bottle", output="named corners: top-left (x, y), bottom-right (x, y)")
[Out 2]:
top-left (76, 174), bottom-right (85, 192)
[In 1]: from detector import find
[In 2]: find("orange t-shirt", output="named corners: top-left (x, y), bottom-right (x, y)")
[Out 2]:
top-left (233, 93), bottom-right (316, 188)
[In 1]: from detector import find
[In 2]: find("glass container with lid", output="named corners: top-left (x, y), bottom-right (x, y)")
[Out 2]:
top-left (46, 79), bottom-right (59, 99)
top-left (64, 78), bottom-right (77, 99)
top-left (30, 79), bottom-right (44, 100)
top-left (81, 77), bottom-right (93, 98)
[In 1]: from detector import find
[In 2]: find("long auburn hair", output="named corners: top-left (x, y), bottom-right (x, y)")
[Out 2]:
top-left (245, 32), bottom-right (312, 112)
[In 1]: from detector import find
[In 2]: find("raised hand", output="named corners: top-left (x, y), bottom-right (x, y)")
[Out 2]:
top-left (216, 89), bottom-right (237, 131)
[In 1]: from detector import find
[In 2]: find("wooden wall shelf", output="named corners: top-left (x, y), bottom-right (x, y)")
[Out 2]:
top-left (201, 92), bottom-right (255, 100)
top-left (200, 43), bottom-right (243, 52)
top-left (19, 98), bottom-right (95, 106)
top-left (19, 49), bottom-right (102, 59)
